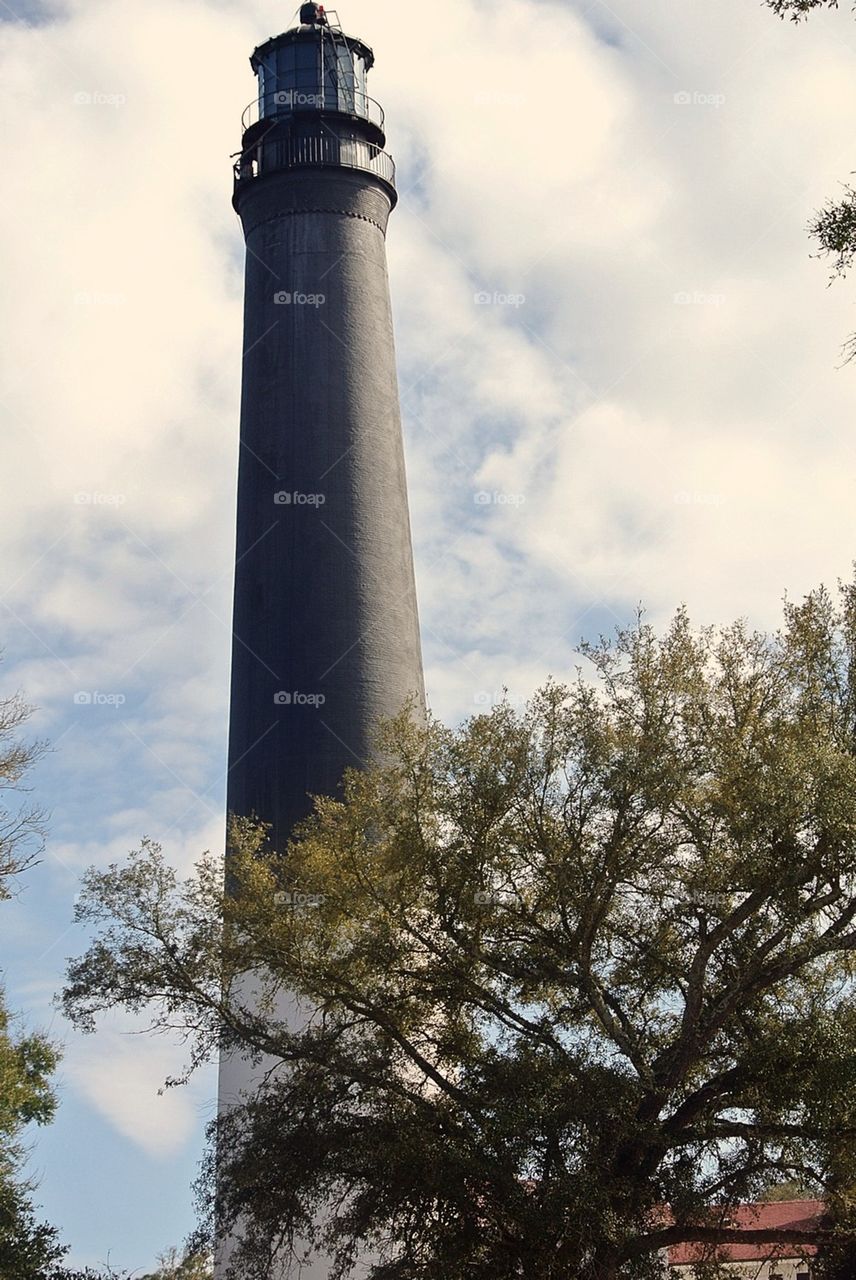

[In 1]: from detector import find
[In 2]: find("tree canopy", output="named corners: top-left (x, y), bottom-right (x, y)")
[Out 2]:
top-left (0, 685), bottom-right (46, 900)
top-left (763, 0), bottom-right (842, 19)
top-left (0, 679), bottom-right (68, 1280)
top-left (0, 674), bottom-right (125, 1280)
top-left (762, 0), bottom-right (856, 354)
top-left (137, 1247), bottom-right (213, 1279)
top-left (63, 582), bottom-right (856, 1279)
top-left (0, 982), bottom-right (62, 1280)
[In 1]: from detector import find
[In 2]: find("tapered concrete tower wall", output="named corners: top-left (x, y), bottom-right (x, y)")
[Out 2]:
top-left (218, 9), bottom-right (424, 1276)
top-left (228, 166), bottom-right (424, 845)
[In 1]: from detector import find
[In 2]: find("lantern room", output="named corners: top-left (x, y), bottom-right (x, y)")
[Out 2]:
top-left (248, 5), bottom-right (384, 137)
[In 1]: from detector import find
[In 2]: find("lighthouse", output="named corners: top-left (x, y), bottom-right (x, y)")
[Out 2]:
top-left (226, 2), bottom-right (424, 854)
top-left (218, 4), bottom-right (424, 1274)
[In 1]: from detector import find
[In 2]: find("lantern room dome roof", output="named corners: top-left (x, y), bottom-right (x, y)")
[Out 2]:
top-left (250, 24), bottom-right (375, 73)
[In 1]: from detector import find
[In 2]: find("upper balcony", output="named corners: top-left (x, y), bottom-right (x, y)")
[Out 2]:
top-left (233, 126), bottom-right (397, 204)
top-left (241, 87), bottom-right (385, 136)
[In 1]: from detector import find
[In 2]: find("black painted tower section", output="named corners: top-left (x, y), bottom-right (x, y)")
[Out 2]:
top-left (226, 6), bottom-right (424, 855)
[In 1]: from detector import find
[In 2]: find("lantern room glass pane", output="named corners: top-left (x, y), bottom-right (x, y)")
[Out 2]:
top-left (353, 55), bottom-right (367, 97)
top-left (295, 41), bottom-right (317, 77)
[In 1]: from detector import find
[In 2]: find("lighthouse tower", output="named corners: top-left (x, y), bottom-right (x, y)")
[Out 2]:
top-left (226, 3), bottom-right (424, 852)
top-left (219, 4), bottom-right (424, 1273)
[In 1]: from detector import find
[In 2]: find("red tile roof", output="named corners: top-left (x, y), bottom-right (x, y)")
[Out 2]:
top-left (669, 1200), bottom-right (825, 1265)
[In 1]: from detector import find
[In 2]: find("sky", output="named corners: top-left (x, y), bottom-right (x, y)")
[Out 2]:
top-left (1, 0), bottom-right (856, 1270)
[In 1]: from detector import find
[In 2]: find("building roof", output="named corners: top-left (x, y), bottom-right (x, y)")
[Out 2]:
top-left (669, 1200), bottom-right (825, 1266)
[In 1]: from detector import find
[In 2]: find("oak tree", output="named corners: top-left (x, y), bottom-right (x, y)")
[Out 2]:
top-left (64, 584), bottom-right (856, 1279)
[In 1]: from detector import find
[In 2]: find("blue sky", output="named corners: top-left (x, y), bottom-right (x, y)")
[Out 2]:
top-left (2, 0), bottom-right (856, 1271)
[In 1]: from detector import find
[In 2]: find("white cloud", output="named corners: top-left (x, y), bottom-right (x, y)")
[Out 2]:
top-left (62, 1011), bottom-right (216, 1159)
